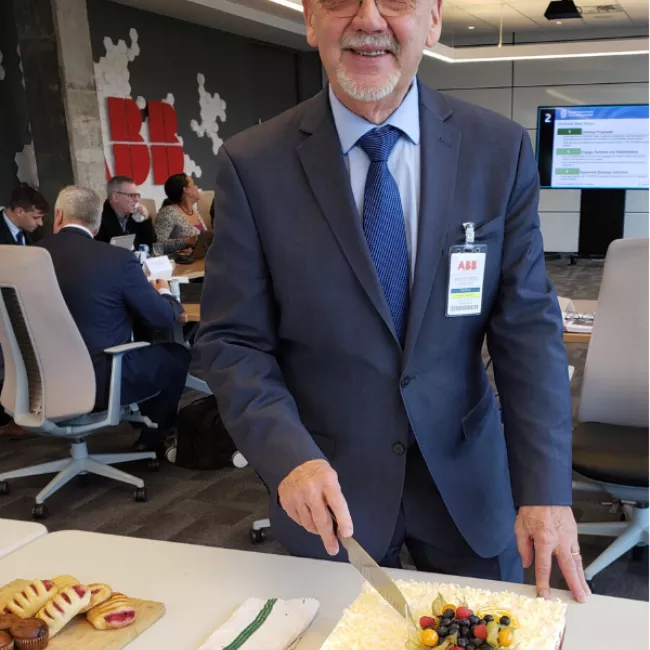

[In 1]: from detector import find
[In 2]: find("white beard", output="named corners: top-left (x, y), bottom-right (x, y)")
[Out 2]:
top-left (336, 66), bottom-right (401, 102)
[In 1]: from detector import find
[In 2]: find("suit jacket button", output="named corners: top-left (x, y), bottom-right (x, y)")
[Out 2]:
top-left (392, 442), bottom-right (406, 456)
top-left (400, 376), bottom-right (412, 388)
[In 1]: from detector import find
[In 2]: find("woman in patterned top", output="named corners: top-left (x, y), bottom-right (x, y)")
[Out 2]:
top-left (153, 173), bottom-right (208, 255)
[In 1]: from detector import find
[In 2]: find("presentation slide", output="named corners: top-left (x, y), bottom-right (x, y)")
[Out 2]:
top-left (537, 105), bottom-right (649, 189)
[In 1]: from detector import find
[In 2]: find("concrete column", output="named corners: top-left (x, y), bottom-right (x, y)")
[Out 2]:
top-left (12, 0), bottom-right (104, 223)
top-left (52, 0), bottom-right (105, 198)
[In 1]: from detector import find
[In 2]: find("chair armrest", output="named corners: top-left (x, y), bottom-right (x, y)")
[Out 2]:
top-left (104, 342), bottom-right (151, 356)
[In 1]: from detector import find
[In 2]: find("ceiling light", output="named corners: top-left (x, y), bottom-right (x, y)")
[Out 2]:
top-left (266, 0), bottom-right (302, 11)
top-left (556, 20), bottom-right (563, 24)
top-left (468, 25), bottom-right (476, 30)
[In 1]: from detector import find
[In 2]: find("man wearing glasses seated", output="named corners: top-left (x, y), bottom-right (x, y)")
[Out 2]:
top-left (96, 175), bottom-right (155, 251)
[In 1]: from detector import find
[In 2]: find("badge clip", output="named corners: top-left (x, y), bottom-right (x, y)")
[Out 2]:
top-left (462, 222), bottom-right (475, 251)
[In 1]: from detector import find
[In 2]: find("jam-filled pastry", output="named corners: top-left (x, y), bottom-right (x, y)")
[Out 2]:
top-left (86, 593), bottom-right (137, 630)
top-left (36, 584), bottom-right (90, 637)
top-left (79, 584), bottom-right (112, 614)
top-left (4, 580), bottom-right (57, 619)
top-left (51, 576), bottom-right (79, 592)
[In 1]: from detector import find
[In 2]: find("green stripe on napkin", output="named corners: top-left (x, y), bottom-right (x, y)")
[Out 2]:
top-left (223, 598), bottom-right (278, 650)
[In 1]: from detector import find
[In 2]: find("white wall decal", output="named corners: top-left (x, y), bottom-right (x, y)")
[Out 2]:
top-left (190, 73), bottom-right (227, 155)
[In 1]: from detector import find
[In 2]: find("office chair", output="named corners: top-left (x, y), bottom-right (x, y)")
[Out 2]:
top-left (140, 198), bottom-right (157, 223)
top-left (571, 238), bottom-right (649, 585)
top-left (0, 247), bottom-right (159, 519)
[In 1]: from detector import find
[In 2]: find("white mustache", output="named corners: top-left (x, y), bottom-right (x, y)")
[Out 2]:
top-left (340, 33), bottom-right (400, 55)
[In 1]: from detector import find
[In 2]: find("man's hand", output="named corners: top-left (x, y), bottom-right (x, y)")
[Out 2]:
top-left (150, 279), bottom-right (170, 292)
top-left (278, 459), bottom-right (353, 556)
top-left (134, 202), bottom-right (149, 219)
top-left (515, 506), bottom-right (591, 603)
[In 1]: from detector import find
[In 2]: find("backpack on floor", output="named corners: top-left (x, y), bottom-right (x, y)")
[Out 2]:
top-left (174, 396), bottom-right (236, 470)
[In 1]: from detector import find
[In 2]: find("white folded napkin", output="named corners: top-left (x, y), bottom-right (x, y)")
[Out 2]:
top-left (198, 597), bottom-right (320, 650)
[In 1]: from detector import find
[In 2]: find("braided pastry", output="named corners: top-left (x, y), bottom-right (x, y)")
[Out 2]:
top-left (51, 575), bottom-right (80, 592)
top-left (86, 593), bottom-right (137, 630)
top-left (80, 583), bottom-right (112, 614)
top-left (36, 584), bottom-right (90, 637)
top-left (4, 580), bottom-right (57, 618)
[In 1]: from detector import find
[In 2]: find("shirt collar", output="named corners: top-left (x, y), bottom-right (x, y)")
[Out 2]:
top-left (329, 80), bottom-right (420, 155)
top-left (2, 208), bottom-right (22, 240)
top-left (61, 224), bottom-right (94, 238)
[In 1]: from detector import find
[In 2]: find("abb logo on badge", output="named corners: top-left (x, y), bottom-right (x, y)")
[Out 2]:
top-left (457, 259), bottom-right (478, 271)
top-left (105, 97), bottom-right (184, 183)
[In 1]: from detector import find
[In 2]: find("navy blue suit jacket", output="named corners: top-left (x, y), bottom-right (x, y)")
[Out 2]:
top-left (196, 82), bottom-right (573, 562)
top-left (38, 227), bottom-right (183, 404)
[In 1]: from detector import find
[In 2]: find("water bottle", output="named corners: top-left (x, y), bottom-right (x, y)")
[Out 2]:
top-left (137, 244), bottom-right (149, 265)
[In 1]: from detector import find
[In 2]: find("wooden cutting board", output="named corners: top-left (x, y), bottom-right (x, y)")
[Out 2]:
top-left (0, 579), bottom-right (165, 649)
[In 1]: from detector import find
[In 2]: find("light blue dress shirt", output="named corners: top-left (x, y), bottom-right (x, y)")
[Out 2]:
top-left (2, 209), bottom-right (24, 245)
top-left (329, 82), bottom-right (421, 284)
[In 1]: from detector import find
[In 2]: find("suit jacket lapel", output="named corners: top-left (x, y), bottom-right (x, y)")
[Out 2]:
top-left (404, 85), bottom-right (461, 364)
top-left (297, 91), bottom-right (398, 343)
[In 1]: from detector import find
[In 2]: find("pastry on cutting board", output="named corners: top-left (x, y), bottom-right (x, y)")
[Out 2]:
top-left (79, 584), bottom-right (112, 614)
top-left (0, 615), bottom-right (19, 632)
top-left (86, 593), bottom-right (137, 630)
top-left (36, 584), bottom-right (90, 638)
top-left (3, 581), bottom-right (57, 619)
top-left (50, 576), bottom-right (79, 592)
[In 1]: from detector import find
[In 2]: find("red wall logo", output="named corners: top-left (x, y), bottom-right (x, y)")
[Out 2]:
top-left (105, 97), bottom-right (184, 183)
top-left (457, 260), bottom-right (478, 271)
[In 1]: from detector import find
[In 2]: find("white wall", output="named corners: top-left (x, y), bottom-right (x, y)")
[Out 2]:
top-left (419, 55), bottom-right (649, 252)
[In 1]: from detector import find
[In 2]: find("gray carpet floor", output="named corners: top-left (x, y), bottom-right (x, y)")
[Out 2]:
top-left (1, 258), bottom-right (647, 601)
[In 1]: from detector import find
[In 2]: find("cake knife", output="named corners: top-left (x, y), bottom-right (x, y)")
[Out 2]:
top-left (331, 512), bottom-right (417, 630)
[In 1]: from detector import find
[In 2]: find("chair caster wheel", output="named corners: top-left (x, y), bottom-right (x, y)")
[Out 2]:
top-left (32, 503), bottom-right (48, 519)
top-left (250, 528), bottom-right (265, 544)
top-left (0, 481), bottom-right (9, 496)
top-left (632, 545), bottom-right (647, 562)
top-left (134, 487), bottom-right (147, 502)
top-left (147, 458), bottom-right (160, 472)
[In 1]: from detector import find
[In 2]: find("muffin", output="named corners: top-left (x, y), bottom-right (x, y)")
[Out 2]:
top-left (9, 619), bottom-right (48, 650)
top-left (0, 631), bottom-right (13, 650)
top-left (0, 615), bottom-right (18, 633)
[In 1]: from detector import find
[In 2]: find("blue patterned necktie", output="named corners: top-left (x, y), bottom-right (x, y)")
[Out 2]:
top-left (358, 125), bottom-right (410, 346)
top-left (15, 231), bottom-right (25, 246)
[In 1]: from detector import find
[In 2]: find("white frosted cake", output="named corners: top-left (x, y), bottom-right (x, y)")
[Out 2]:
top-left (321, 580), bottom-right (567, 650)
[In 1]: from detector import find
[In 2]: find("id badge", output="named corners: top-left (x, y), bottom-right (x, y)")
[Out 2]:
top-left (446, 244), bottom-right (487, 317)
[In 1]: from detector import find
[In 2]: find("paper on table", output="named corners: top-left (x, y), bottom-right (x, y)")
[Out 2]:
top-left (144, 256), bottom-right (174, 280)
top-left (197, 597), bottom-right (320, 650)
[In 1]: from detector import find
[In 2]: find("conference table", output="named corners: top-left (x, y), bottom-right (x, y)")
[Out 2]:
top-left (0, 530), bottom-right (644, 650)
top-left (174, 259), bottom-right (592, 345)
top-left (0, 518), bottom-right (47, 558)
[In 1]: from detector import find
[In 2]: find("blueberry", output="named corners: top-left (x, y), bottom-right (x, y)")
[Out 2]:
top-left (500, 616), bottom-right (511, 626)
top-left (456, 640), bottom-right (468, 649)
top-left (479, 619), bottom-right (487, 627)
top-left (483, 615), bottom-right (494, 623)
top-left (459, 626), bottom-right (470, 638)
top-left (438, 626), bottom-right (449, 638)
top-left (448, 624), bottom-right (460, 634)
top-left (457, 618), bottom-right (470, 627)
top-left (480, 645), bottom-right (492, 650)
top-left (443, 609), bottom-right (455, 619)
top-left (468, 616), bottom-right (480, 626)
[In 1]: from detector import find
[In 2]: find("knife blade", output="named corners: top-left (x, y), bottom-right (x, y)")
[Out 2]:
top-left (330, 511), bottom-right (416, 629)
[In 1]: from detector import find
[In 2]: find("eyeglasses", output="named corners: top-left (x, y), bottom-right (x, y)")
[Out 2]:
top-left (116, 191), bottom-right (141, 200)
top-left (318, 0), bottom-right (417, 18)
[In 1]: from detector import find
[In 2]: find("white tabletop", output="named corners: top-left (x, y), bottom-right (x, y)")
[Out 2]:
top-left (0, 530), bottom-right (646, 649)
top-left (0, 518), bottom-right (47, 558)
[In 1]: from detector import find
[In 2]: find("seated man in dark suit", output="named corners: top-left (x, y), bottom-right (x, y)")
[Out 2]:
top-left (96, 175), bottom-right (156, 250)
top-left (38, 185), bottom-right (190, 454)
top-left (0, 184), bottom-right (50, 436)
top-left (0, 183), bottom-right (48, 246)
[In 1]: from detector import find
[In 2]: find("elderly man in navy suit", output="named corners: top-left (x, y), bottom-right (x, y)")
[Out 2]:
top-left (39, 186), bottom-right (190, 454)
top-left (197, 0), bottom-right (589, 601)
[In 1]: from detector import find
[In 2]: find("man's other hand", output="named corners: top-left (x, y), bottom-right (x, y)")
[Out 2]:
top-left (278, 459), bottom-right (353, 556)
top-left (515, 505), bottom-right (591, 603)
top-left (151, 279), bottom-right (170, 292)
